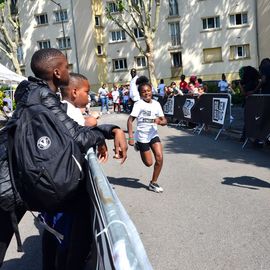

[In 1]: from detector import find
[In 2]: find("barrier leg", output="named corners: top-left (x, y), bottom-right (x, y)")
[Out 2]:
top-left (214, 128), bottom-right (223, 141)
top-left (242, 138), bottom-right (249, 149)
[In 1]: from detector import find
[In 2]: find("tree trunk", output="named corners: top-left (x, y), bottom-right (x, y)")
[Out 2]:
top-left (145, 37), bottom-right (157, 89)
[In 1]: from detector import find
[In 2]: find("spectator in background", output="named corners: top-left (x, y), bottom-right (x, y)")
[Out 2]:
top-left (258, 58), bottom-right (270, 94)
top-left (157, 79), bottom-right (166, 97)
top-left (129, 68), bottom-right (139, 111)
top-left (2, 100), bottom-right (12, 119)
top-left (111, 83), bottom-right (121, 113)
top-left (197, 78), bottom-right (208, 94)
top-left (122, 85), bottom-right (130, 113)
top-left (239, 66), bottom-right (260, 142)
top-left (188, 81), bottom-right (199, 96)
top-left (3, 93), bottom-right (12, 111)
top-left (98, 83), bottom-right (110, 114)
top-left (179, 74), bottom-right (188, 94)
top-left (171, 81), bottom-right (183, 96)
top-left (218, 73), bottom-right (230, 93)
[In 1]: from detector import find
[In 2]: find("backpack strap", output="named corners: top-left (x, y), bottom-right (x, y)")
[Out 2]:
top-left (7, 132), bottom-right (23, 252)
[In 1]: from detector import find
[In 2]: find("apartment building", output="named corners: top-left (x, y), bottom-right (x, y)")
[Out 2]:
top-left (257, 0), bottom-right (270, 62)
top-left (18, 0), bottom-right (259, 90)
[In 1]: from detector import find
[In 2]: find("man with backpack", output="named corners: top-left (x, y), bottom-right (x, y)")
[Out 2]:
top-left (0, 48), bottom-right (128, 268)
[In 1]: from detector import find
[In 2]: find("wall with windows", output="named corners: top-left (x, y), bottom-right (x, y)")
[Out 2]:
top-left (18, 0), bottom-right (77, 76)
top-left (257, 1), bottom-right (270, 62)
top-left (180, 0), bottom-right (258, 81)
top-left (17, 0), bottom-right (259, 89)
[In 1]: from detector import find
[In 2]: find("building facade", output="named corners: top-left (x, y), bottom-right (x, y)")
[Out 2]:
top-left (18, 0), bottom-right (261, 90)
top-left (256, 0), bottom-right (270, 63)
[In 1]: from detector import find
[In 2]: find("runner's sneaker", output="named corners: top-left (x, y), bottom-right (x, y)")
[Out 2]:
top-left (149, 182), bottom-right (163, 193)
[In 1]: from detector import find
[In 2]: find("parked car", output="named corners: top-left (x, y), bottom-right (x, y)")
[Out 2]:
top-left (89, 91), bottom-right (99, 107)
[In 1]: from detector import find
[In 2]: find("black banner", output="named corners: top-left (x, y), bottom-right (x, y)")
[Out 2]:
top-left (245, 95), bottom-right (270, 141)
top-left (163, 94), bottom-right (230, 128)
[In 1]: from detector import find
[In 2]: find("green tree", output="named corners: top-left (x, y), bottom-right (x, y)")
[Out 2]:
top-left (0, 0), bottom-right (21, 75)
top-left (106, 0), bottom-right (160, 87)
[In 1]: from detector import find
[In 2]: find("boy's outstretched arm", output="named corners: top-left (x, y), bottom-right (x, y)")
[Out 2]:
top-left (155, 116), bottom-right (167, 126)
top-left (127, 115), bottom-right (135, 146)
top-left (112, 128), bottom-right (128, 164)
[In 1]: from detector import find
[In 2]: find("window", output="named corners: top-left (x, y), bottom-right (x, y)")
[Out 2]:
top-left (135, 56), bottom-right (147, 68)
top-left (171, 52), bottom-right (182, 67)
top-left (57, 37), bottom-right (71, 49)
top-left (37, 40), bottom-right (51, 49)
top-left (169, 22), bottom-right (181, 46)
top-left (95, 15), bottom-right (101, 26)
top-left (202, 16), bottom-right (220, 30)
top-left (229, 13), bottom-right (248, 26)
top-left (110, 30), bottom-right (126, 42)
top-left (54, 9), bottom-right (68, 22)
top-left (169, 0), bottom-right (179, 16)
top-left (35, 13), bottom-right (48, 25)
top-left (97, 45), bottom-right (103, 55)
top-left (203, 47), bottom-right (222, 63)
top-left (230, 44), bottom-right (250, 60)
top-left (133, 28), bottom-right (144, 39)
top-left (113, 58), bottom-right (127, 71)
top-left (107, 2), bottom-right (119, 13)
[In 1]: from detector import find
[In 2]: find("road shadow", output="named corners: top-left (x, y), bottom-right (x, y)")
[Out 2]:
top-left (108, 177), bottom-right (148, 190)
top-left (163, 132), bottom-right (270, 169)
top-left (221, 176), bottom-right (270, 190)
top-left (1, 235), bottom-right (42, 270)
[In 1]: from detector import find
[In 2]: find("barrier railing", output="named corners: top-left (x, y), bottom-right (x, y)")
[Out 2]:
top-left (86, 149), bottom-right (153, 270)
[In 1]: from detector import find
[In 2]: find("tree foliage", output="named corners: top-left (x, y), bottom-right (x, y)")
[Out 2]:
top-left (105, 0), bottom-right (161, 86)
top-left (0, 0), bottom-right (21, 74)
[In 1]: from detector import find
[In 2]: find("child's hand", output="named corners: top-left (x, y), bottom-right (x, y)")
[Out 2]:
top-left (97, 143), bottom-right (108, 163)
top-left (128, 138), bottom-right (135, 146)
top-left (155, 118), bottom-right (162, 125)
top-left (112, 128), bottom-right (128, 164)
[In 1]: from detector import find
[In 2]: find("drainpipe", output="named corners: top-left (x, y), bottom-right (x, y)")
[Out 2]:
top-left (254, 0), bottom-right (260, 67)
top-left (70, 0), bottom-right (80, 73)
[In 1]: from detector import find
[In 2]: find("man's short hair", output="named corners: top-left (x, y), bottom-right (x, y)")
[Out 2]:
top-left (31, 48), bottom-right (65, 80)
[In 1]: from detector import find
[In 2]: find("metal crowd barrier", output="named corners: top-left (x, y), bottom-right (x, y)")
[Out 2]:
top-left (162, 93), bottom-right (232, 140)
top-left (86, 149), bottom-right (153, 270)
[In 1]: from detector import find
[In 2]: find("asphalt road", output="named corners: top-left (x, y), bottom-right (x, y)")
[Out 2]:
top-left (2, 111), bottom-right (270, 270)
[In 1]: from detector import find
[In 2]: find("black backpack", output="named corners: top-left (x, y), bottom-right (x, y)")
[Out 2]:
top-left (8, 102), bottom-right (85, 212)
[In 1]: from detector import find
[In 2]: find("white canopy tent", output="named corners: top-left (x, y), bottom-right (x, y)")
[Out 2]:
top-left (0, 63), bottom-right (27, 112)
top-left (0, 63), bottom-right (26, 84)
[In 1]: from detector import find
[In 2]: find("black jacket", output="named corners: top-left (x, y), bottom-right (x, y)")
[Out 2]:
top-left (0, 77), bottom-right (120, 266)
top-left (14, 76), bottom-right (119, 153)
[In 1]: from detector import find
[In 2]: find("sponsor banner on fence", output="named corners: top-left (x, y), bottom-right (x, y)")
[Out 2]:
top-left (163, 97), bottom-right (174, 115)
top-left (161, 94), bottom-right (230, 128)
top-left (212, 98), bottom-right (228, 125)
top-left (182, 98), bottom-right (196, 119)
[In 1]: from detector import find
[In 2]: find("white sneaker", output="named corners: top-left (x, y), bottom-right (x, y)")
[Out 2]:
top-left (149, 182), bottom-right (163, 193)
top-left (100, 112), bottom-right (102, 116)
top-left (107, 111), bottom-right (110, 114)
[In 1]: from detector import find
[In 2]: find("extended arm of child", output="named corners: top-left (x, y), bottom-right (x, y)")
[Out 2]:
top-left (155, 116), bottom-right (167, 126)
top-left (127, 115), bottom-right (136, 146)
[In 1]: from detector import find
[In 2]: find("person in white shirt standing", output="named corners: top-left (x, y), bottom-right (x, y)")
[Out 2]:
top-left (218, 73), bottom-right (230, 93)
top-left (129, 68), bottom-right (139, 110)
top-left (127, 80), bottom-right (167, 193)
top-left (98, 83), bottom-right (110, 114)
top-left (111, 83), bottom-right (121, 113)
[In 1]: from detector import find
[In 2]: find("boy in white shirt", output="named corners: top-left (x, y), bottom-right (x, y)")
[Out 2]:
top-left (61, 73), bottom-right (99, 128)
top-left (127, 80), bottom-right (167, 193)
